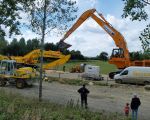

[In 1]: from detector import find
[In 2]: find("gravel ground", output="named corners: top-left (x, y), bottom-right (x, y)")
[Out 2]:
top-left (1, 71), bottom-right (150, 120)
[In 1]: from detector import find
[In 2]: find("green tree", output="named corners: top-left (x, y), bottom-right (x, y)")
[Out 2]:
top-left (130, 51), bottom-right (142, 60)
top-left (31, 38), bottom-right (40, 49)
top-left (142, 51), bottom-right (150, 59)
top-left (122, 0), bottom-right (148, 21)
top-left (25, 0), bottom-right (77, 101)
top-left (0, 0), bottom-right (35, 37)
top-left (44, 43), bottom-right (58, 51)
top-left (129, 51), bottom-right (150, 60)
top-left (139, 24), bottom-right (150, 52)
top-left (26, 39), bottom-right (33, 52)
top-left (70, 50), bottom-right (85, 60)
top-left (18, 37), bottom-right (26, 55)
top-left (10, 38), bottom-right (20, 55)
top-left (122, 0), bottom-right (150, 53)
top-left (0, 36), bottom-right (8, 54)
top-left (98, 52), bottom-right (108, 61)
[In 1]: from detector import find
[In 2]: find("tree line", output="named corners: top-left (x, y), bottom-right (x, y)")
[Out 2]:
top-left (0, 36), bottom-right (149, 61)
top-left (0, 0), bottom-right (149, 62)
top-left (0, 36), bottom-right (84, 60)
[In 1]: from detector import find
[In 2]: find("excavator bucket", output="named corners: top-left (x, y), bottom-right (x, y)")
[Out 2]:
top-left (57, 41), bottom-right (72, 50)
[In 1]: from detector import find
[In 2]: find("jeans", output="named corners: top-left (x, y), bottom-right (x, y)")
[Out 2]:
top-left (132, 109), bottom-right (138, 120)
top-left (81, 96), bottom-right (88, 108)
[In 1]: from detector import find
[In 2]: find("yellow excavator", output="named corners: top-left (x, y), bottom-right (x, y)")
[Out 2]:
top-left (0, 49), bottom-right (71, 69)
top-left (0, 60), bottom-right (37, 89)
top-left (0, 49), bottom-right (70, 88)
top-left (58, 9), bottom-right (150, 78)
top-left (11, 49), bottom-right (70, 68)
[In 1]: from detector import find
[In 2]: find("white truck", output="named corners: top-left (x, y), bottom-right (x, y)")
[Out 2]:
top-left (81, 65), bottom-right (103, 80)
top-left (114, 66), bottom-right (150, 85)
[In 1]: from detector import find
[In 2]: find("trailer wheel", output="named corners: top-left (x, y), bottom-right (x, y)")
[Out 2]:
top-left (16, 79), bottom-right (25, 89)
top-left (0, 79), bottom-right (7, 87)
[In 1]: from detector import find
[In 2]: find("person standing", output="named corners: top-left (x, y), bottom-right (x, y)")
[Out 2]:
top-left (124, 103), bottom-right (130, 117)
top-left (63, 66), bottom-right (66, 72)
top-left (78, 84), bottom-right (90, 108)
top-left (131, 94), bottom-right (141, 120)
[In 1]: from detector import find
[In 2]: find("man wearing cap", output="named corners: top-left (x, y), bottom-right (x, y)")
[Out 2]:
top-left (78, 84), bottom-right (90, 108)
top-left (131, 94), bottom-right (141, 120)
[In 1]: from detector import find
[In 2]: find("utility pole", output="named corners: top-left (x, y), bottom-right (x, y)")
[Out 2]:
top-left (39, 0), bottom-right (47, 102)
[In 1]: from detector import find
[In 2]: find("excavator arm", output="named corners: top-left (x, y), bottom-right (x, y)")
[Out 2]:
top-left (1, 49), bottom-right (71, 70)
top-left (20, 49), bottom-right (71, 70)
top-left (59, 9), bottom-right (130, 69)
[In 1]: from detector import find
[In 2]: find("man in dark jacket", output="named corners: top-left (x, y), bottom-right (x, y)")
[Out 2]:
top-left (131, 94), bottom-right (141, 120)
top-left (78, 84), bottom-right (90, 108)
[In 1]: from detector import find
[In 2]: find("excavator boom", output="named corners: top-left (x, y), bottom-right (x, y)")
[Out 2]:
top-left (60, 9), bottom-right (96, 42)
top-left (59, 9), bottom-right (130, 69)
top-left (59, 9), bottom-right (150, 70)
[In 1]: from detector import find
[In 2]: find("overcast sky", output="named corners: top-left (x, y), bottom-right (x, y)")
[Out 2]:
top-left (6, 0), bottom-right (150, 57)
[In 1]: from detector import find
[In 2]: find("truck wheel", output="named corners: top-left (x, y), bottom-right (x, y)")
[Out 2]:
top-left (16, 79), bottom-right (25, 89)
top-left (144, 81), bottom-right (150, 85)
top-left (0, 79), bottom-right (7, 87)
top-left (119, 80), bottom-right (123, 84)
top-left (109, 72), bottom-right (115, 79)
top-left (116, 79), bottom-right (122, 84)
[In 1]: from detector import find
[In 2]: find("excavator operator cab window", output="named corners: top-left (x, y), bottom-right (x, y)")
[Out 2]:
top-left (0, 61), bottom-right (7, 74)
top-left (111, 48), bottom-right (124, 58)
top-left (0, 60), bottom-right (16, 75)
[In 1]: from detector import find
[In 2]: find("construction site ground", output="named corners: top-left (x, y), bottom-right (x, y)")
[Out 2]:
top-left (1, 70), bottom-right (150, 120)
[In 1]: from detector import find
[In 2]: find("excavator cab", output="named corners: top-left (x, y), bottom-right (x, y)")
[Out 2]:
top-left (0, 60), bottom-right (37, 88)
top-left (0, 60), bottom-right (16, 75)
top-left (111, 48), bottom-right (124, 58)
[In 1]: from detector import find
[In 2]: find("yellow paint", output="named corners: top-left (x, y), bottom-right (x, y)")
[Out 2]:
top-left (133, 71), bottom-right (150, 77)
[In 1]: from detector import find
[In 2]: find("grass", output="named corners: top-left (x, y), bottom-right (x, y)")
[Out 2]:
top-left (0, 90), bottom-right (131, 120)
top-left (54, 60), bottom-right (117, 74)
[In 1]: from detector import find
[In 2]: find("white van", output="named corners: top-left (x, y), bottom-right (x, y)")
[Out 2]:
top-left (114, 66), bottom-right (150, 85)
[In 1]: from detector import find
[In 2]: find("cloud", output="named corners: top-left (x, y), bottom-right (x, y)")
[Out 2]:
top-left (6, 29), bottom-right (39, 42)
top-left (106, 14), bottom-right (129, 32)
top-left (89, 0), bottom-right (97, 7)
top-left (1, 25), bottom-right (10, 37)
top-left (145, 5), bottom-right (150, 16)
top-left (18, 11), bottom-right (30, 25)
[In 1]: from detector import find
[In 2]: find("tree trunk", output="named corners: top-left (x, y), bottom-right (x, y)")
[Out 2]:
top-left (39, 0), bottom-right (47, 102)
